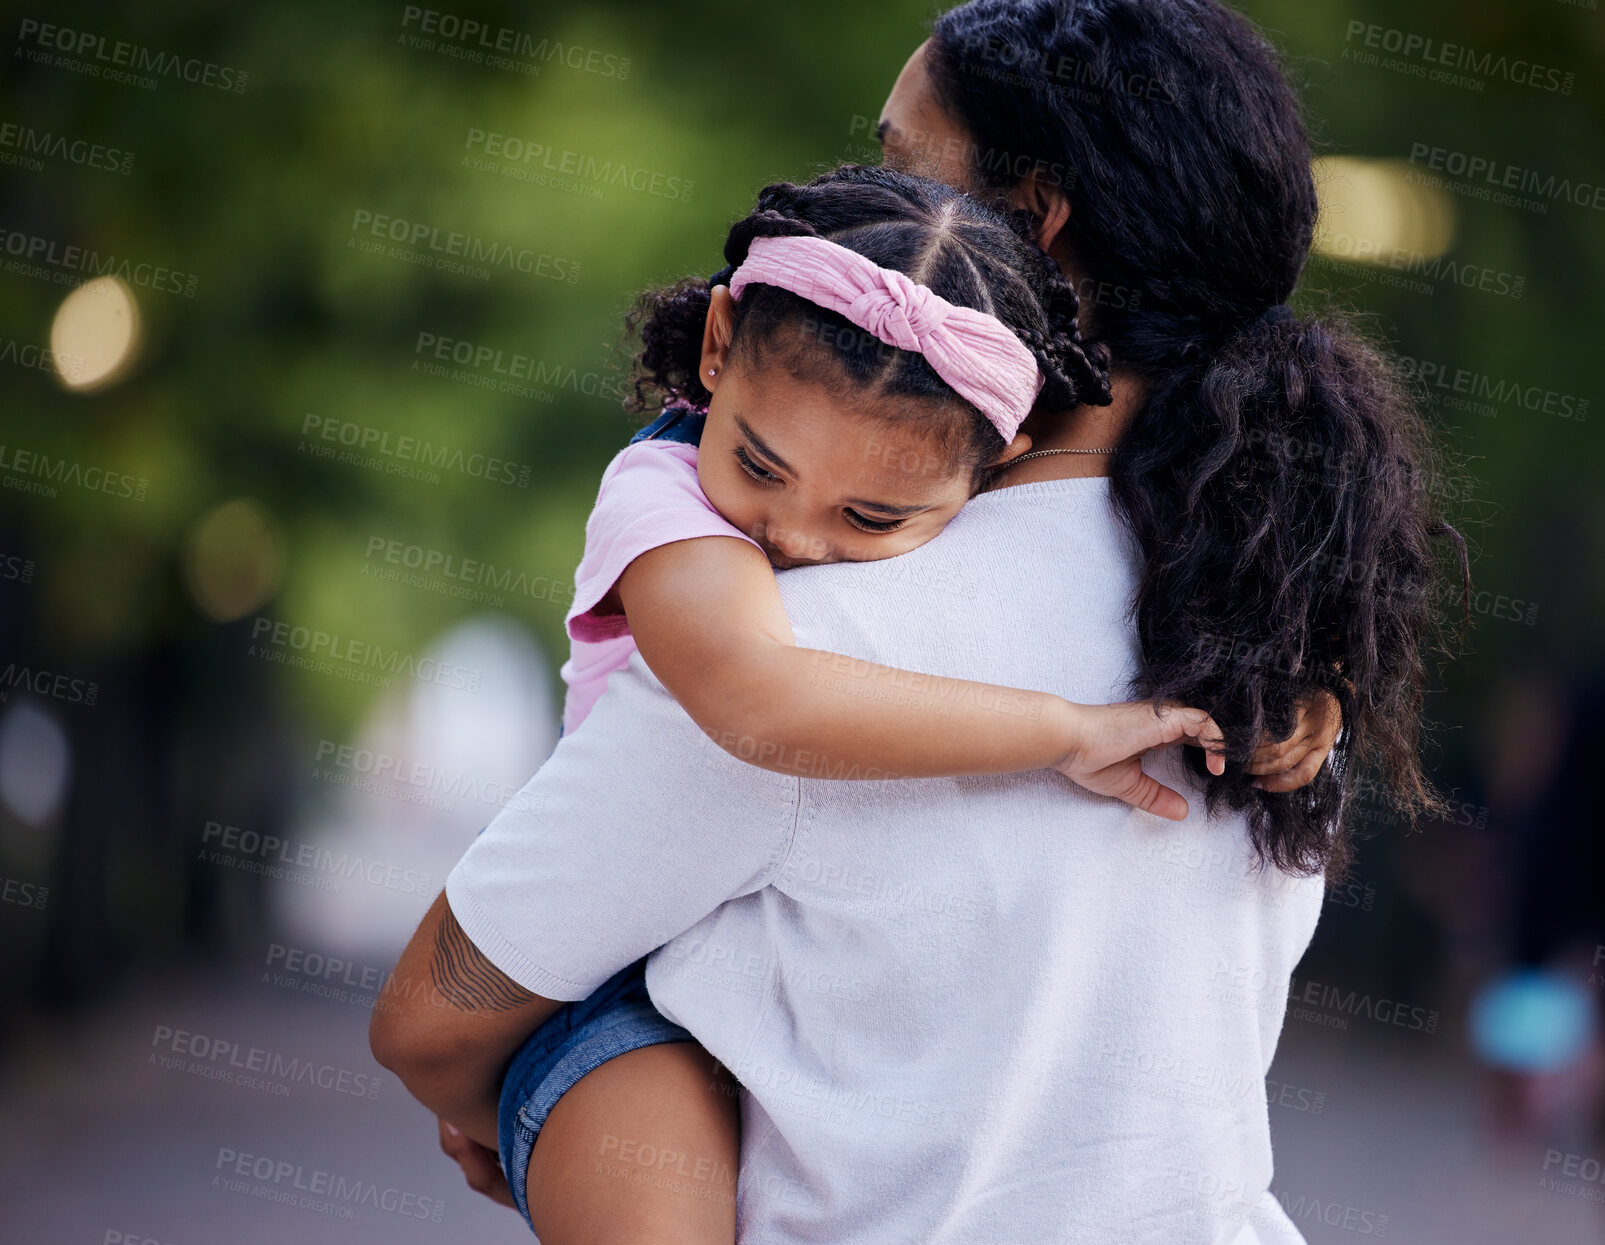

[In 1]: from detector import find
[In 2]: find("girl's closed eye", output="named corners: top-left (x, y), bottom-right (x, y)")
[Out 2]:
top-left (734, 446), bottom-right (781, 484)
top-left (735, 442), bottom-right (908, 532)
top-left (844, 509), bottom-right (908, 534)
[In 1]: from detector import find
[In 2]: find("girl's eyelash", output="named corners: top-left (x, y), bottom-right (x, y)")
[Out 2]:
top-left (734, 446), bottom-right (905, 533)
top-left (845, 510), bottom-right (908, 534)
top-left (734, 446), bottom-right (780, 484)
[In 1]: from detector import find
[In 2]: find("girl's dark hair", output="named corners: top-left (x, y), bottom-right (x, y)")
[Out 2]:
top-left (626, 163), bottom-right (1112, 481)
top-left (930, 0), bottom-right (1466, 875)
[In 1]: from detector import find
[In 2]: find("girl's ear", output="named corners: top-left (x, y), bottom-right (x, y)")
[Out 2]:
top-left (699, 286), bottom-right (737, 389)
top-left (986, 432), bottom-right (1033, 470)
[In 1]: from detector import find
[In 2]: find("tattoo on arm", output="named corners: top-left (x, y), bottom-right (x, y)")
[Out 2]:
top-left (430, 909), bottom-right (538, 1013)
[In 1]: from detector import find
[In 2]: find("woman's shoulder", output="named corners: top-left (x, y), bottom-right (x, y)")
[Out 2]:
top-left (948, 476), bottom-right (1124, 548)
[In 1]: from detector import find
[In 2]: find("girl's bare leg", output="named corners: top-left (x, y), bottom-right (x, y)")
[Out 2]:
top-left (526, 1042), bottom-right (740, 1245)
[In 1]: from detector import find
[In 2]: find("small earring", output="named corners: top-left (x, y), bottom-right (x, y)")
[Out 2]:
top-left (707, 368), bottom-right (716, 377)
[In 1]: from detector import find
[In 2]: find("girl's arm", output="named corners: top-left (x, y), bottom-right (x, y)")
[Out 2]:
top-left (611, 535), bottom-right (1224, 820)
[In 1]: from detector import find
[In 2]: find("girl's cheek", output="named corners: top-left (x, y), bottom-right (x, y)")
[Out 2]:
top-left (837, 532), bottom-right (920, 564)
top-left (724, 504), bottom-right (766, 545)
top-left (699, 467), bottom-right (753, 535)
top-left (880, 518), bottom-right (952, 558)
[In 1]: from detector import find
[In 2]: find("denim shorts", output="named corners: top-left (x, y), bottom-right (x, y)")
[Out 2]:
top-left (497, 956), bottom-right (694, 1233)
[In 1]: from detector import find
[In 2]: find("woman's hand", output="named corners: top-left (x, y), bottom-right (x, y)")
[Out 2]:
top-left (438, 1117), bottom-right (516, 1208)
top-left (1051, 700), bottom-right (1226, 821)
top-left (1247, 689), bottom-right (1342, 792)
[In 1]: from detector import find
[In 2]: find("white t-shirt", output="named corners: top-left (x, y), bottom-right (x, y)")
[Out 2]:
top-left (446, 476), bottom-right (1324, 1245)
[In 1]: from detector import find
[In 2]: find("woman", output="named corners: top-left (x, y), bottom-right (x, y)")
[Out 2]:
top-left (416, 0), bottom-right (1457, 1236)
top-left (880, 0), bottom-right (1453, 873)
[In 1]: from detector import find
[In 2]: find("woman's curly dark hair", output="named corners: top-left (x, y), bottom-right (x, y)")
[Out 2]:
top-left (625, 162), bottom-right (1112, 483)
top-left (930, 0), bottom-right (1467, 875)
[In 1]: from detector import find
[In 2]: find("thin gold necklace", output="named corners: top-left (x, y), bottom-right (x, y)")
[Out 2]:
top-left (1005, 446), bottom-right (1115, 467)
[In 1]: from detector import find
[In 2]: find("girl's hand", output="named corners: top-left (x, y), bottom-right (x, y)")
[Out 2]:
top-left (1051, 700), bottom-right (1227, 821)
top-left (1247, 689), bottom-right (1341, 792)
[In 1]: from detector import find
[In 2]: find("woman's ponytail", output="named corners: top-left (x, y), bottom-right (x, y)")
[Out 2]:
top-left (1111, 307), bottom-right (1455, 874)
top-left (932, 0), bottom-right (1467, 874)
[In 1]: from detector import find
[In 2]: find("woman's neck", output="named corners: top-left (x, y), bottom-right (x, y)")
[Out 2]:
top-left (984, 367), bottom-right (1147, 491)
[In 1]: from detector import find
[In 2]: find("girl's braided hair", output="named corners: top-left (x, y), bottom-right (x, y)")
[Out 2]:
top-left (626, 162), bottom-right (1111, 482)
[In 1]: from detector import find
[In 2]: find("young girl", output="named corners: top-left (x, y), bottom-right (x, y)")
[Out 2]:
top-left (475, 165), bottom-right (1340, 1242)
top-left (560, 169), bottom-right (1227, 808)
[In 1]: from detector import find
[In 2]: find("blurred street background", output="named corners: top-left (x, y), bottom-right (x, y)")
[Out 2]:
top-left (1, 1), bottom-right (1603, 1240)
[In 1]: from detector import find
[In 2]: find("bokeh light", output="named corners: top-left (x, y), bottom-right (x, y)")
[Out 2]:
top-left (183, 497), bottom-right (285, 622)
top-left (49, 276), bottom-right (143, 392)
top-left (1469, 969), bottom-right (1597, 1073)
top-left (1311, 155), bottom-right (1456, 264)
top-left (0, 700), bottom-right (72, 827)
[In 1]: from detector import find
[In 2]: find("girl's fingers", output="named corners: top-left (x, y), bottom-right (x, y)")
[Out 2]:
top-left (1160, 705), bottom-right (1228, 775)
top-left (1154, 703), bottom-right (1329, 785)
top-left (1118, 770), bottom-right (1190, 821)
top-left (1193, 714), bottom-right (1227, 775)
top-left (1245, 735), bottom-right (1313, 774)
top-left (1251, 747), bottom-right (1328, 792)
top-left (1125, 702), bottom-right (1224, 779)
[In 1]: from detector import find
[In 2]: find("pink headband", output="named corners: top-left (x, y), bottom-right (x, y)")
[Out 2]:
top-left (727, 234), bottom-right (1044, 442)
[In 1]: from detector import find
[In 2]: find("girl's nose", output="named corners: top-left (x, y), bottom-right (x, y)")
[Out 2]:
top-left (765, 524), bottom-right (828, 563)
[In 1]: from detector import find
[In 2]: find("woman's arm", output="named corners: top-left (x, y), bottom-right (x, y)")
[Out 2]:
top-left (370, 891), bottom-right (562, 1151)
top-left (615, 535), bottom-right (1223, 819)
